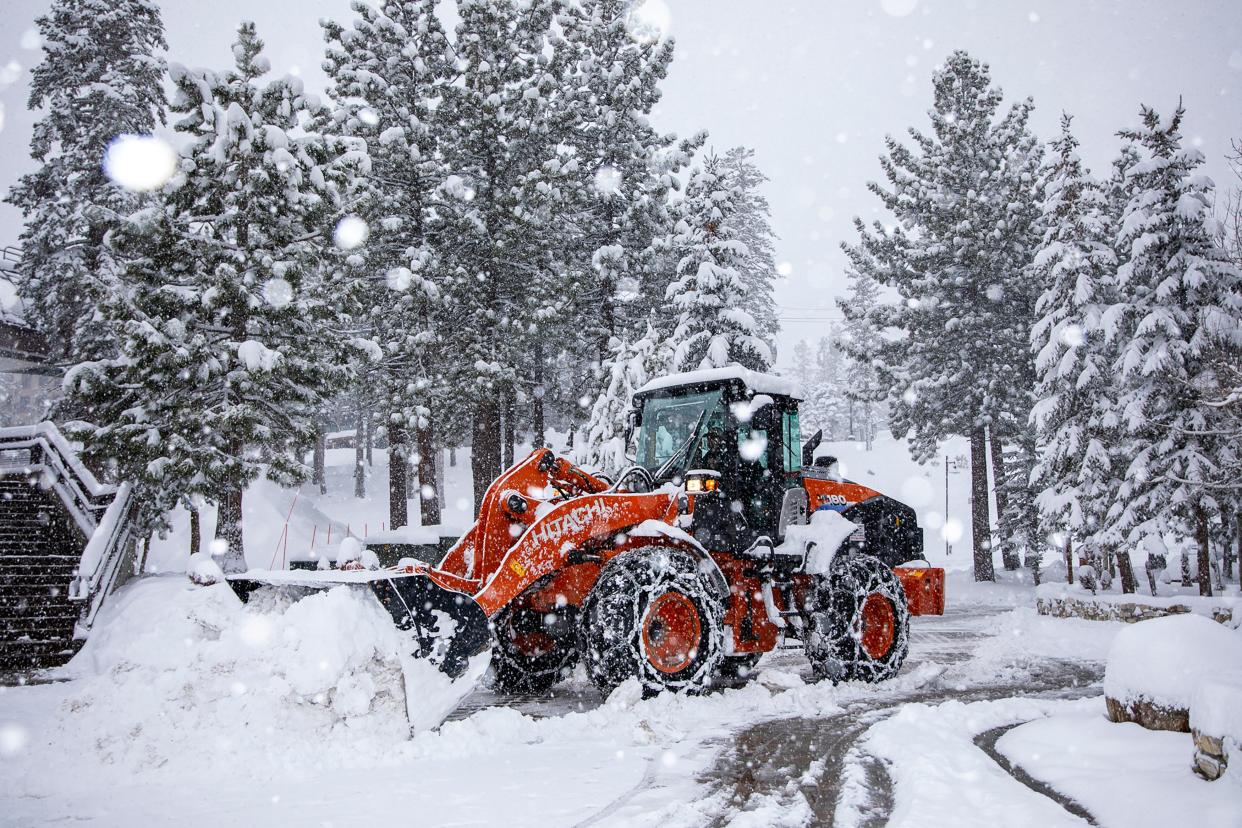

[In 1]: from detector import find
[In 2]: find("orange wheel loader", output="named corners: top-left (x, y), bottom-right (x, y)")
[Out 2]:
top-left (227, 367), bottom-right (945, 723)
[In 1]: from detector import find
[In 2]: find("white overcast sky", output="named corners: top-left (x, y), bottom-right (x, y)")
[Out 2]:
top-left (1, 0), bottom-right (1240, 368)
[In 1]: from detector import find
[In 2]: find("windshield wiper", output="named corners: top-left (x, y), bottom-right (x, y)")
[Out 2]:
top-left (654, 410), bottom-right (707, 482)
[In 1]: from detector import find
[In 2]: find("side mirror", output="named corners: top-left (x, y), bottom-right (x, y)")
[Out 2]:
top-left (813, 455), bottom-right (837, 469)
top-left (801, 429), bottom-right (823, 468)
top-left (623, 409), bottom-right (640, 460)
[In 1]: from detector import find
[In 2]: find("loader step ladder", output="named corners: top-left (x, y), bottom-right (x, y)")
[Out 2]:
top-left (0, 422), bottom-right (136, 670)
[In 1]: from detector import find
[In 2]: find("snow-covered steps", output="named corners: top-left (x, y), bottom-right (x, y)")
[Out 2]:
top-left (0, 477), bottom-right (84, 668)
top-left (0, 423), bottom-right (136, 671)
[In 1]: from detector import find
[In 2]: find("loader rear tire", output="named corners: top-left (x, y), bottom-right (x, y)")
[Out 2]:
top-left (490, 604), bottom-right (578, 694)
top-left (805, 554), bottom-right (910, 683)
top-left (579, 547), bottom-right (725, 697)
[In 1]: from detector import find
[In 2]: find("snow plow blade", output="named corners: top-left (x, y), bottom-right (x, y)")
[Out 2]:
top-left (228, 569), bottom-right (491, 679)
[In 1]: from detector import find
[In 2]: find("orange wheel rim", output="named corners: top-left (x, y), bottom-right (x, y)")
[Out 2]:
top-left (860, 593), bottom-right (895, 660)
top-left (642, 592), bottom-right (701, 674)
top-left (511, 630), bottom-right (555, 657)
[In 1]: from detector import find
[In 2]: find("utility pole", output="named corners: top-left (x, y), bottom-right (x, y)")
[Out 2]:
top-left (945, 455), bottom-right (950, 557)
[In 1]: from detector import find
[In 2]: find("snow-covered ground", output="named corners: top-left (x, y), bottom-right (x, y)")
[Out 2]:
top-left (4, 431), bottom-right (1210, 826)
top-left (0, 567), bottom-right (1127, 827)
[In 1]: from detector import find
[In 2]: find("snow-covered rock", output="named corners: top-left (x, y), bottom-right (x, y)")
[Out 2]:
top-left (1103, 614), bottom-right (1242, 730)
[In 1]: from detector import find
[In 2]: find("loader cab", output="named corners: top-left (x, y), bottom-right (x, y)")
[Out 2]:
top-left (630, 367), bottom-right (804, 552)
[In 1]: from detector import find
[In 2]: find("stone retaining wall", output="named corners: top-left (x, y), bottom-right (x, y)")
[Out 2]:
top-left (1036, 594), bottom-right (1234, 625)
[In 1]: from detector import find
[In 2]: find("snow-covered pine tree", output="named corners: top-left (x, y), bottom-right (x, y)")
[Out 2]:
top-left (321, 0), bottom-right (453, 528)
top-left (843, 51), bottom-right (1044, 581)
top-left (721, 146), bottom-right (780, 355)
top-left (1106, 103), bottom-right (1242, 597)
top-left (801, 333), bottom-right (850, 440)
top-left (1029, 114), bottom-right (1123, 583)
top-left (666, 154), bottom-right (772, 372)
top-left (558, 0), bottom-right (699, 366)
top-left (64, 23), bottom-right (368, 569)
top-left (435, 0), bottom-right (571, 511)
top-left (791, 339), bottom-right (813, 388)
top-left (837, 268), bottom-right (887, 451)
top-left (577, 320), bottom-right (670, 474)
top-left (5, 0), bottom-right (167, 364)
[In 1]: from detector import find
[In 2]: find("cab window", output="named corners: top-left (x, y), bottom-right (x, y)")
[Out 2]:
top-left (782, 409), bottom-right (802, 475)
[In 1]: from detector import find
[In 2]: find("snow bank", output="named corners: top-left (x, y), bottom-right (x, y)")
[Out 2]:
top-left (23, 577), bottom-right (436, 789)
top-left (1103, 614), bottom-right (1242, 710)
top-left (1191, 675), bottom-right (1242, 744)
top-left (997, 711), bottom-right (1242, 827)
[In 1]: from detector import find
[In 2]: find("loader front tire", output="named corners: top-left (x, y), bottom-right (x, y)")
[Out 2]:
top-left (490, 604), bottom-right (578, 694)
top-left (805, 554), bottom-right (910, 683)
top-left (579, 548), bottom-right (725, 697)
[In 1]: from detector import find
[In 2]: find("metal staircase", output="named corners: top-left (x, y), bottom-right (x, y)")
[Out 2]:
top-left (0, 422), bottom-right (136, 670)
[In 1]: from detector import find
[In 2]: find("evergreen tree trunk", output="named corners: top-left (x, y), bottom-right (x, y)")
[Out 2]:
top-left (1233, 512), bottom-right (1241, 583)
top-left (434, 442), bottom-right (446, 516)
top-left (365, 409), bottom-right (373, 467)
top-left (417, 421), bottom-right (440, 526)
top-left (988, 425), bottom-right (1019, 571)
top-left (502, 389), bottom-right (516, 469)
top-left (533, 342), bottom-right (546, 449)
top-left (970, 425), bottom-right (994, 581)
top-left (188, 502), bottom-right (200, 557)
top-left (1195, 501), bottom-right (1213, 598)
top-left (472, 395), bottom-right (501, 515)
top-left (313, 424), bottom-right (327, 495)
top-left (354, 407), bottom-right (366, 499)
top-left (219, 445), bottom-right (245, 573)
top-left (449, 446), bottom-right (457, 467)
top-left (388, 421), bottom-right (409, 529)
top-left (1065, 530), bottom-right (1074, 584)
top-left (1117, 549), bottom-right (1139, 594)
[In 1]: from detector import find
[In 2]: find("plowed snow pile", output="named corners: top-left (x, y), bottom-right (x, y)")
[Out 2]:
top-left (28, 577), bottom-right (425, 783)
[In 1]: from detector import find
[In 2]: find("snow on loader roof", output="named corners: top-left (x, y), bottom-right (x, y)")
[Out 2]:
top-left (635, 364), bottom-right (804, 400)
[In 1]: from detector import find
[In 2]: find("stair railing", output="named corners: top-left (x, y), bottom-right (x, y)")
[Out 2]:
top-left (0, 422), bottom-right (136, 637)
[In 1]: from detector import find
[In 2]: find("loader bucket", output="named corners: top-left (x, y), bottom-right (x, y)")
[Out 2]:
top-left (369, 573), bottom-right (492, 679)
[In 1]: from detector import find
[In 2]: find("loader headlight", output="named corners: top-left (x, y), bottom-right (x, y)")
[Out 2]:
top-left (684, 470), bottom-right (720, 495)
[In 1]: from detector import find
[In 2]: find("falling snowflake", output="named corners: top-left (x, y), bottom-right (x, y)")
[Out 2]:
top-left (103, 134), bottom-right (177, 192)
top-left (209, 537), bottom-right (229, 557)
top-left (262, 278), bottom-right (293, 308)
top-left (739, 434), bottom-right (768, 462)
top-left (334, 215), bottom-right (370, 250)
top-left (238, 615), bottom-right (273, 647)
top-left (776, 261), bottom-right (794, 277)
top-left (1060, 324), bottom-right (1085, 347)
top-left (0, 723), bottom-right (29, 757)
top-left (626, 0), bottom-right (671, 44)
top-left (881, 0), bottom-right (919, 18)
top-left (593, 166), bottom-right (622, 197)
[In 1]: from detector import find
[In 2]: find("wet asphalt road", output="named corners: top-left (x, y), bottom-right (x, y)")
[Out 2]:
top-left (457, 603), bottom-right (1106, 827)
